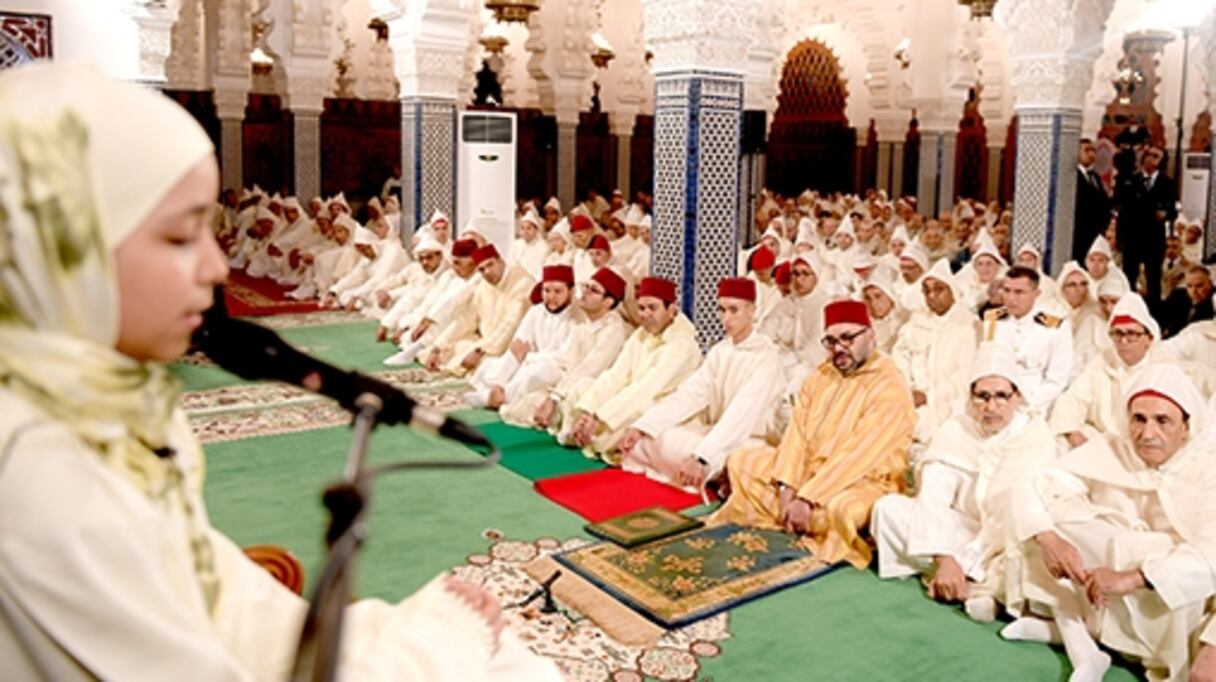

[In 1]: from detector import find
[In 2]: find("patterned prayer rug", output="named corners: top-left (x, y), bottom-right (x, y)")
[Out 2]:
top-left (552, 524), bottom-right (841, 629)
top-left (224, 270), bottom-right (319, 316)
top-left (181, 368), bottom-right (472, 443)
top-left (455, 530), bottom-right (732, 682)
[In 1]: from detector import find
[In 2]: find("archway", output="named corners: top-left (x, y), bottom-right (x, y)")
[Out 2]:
top-left (766, 39), bottom-right (856, 196)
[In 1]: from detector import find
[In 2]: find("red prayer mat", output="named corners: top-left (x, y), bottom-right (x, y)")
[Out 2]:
top-left (224, 270), bottom-right (319, 317)
top-left (533, 468), bottom-right (710, 523)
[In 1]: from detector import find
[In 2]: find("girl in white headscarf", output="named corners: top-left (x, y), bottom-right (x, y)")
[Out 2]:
top-left (0, 63), bottom-right (559, 682)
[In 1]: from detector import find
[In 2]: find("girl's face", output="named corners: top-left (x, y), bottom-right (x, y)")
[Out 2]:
top-left (114, 157), bottom-right (228, 362)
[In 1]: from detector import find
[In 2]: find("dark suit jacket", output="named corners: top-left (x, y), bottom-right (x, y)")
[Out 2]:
top-left (1161, 288), bottom-right (1215, 338)
top-left (1116, 171), bottom-right (1177, 254)
top-left (1073, 167), bottom-right (1110, 261)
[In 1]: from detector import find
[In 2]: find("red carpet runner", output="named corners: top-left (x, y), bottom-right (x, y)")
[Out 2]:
top-left (533, 468), bottom-right (709, 522)
top-left (224, 270), bottom-right (319, 316)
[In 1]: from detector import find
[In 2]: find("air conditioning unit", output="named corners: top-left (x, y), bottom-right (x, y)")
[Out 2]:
top-left (456, 111), bottom-right (517, 256)
top-left (1180, 152), bottom-right (1210, 224)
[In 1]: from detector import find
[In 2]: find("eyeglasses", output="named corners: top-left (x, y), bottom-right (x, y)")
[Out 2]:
top-left (1109, 329), bottom-right (1148, 343)
top-left (821, 328), bottom-right (868, 350)
top-left (971, 390), bottom-right (1015, 405)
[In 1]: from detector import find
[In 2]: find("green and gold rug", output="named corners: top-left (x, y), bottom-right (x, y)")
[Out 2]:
top-left (553, 524), bottom-right (841, 629)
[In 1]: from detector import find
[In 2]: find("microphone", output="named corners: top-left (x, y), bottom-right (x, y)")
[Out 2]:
top-left (192, 300), bottom-right (489, 448)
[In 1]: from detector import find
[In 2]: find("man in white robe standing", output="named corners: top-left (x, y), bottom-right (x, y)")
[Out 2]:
top-left (464, 264), bottom-right (581, 409)
top-left (1005, 364), bottom-right (1216, 682)
top-left (873, 343), bottom-right (1057, 622)
top-left (892, 258), bottom-right (980, 447)
top-left (617, 277), bottom-right (785, 493)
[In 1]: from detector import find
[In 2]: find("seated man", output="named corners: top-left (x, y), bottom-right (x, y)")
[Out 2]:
top-left (1161, 265), bottom-right (1214, 338)
top-left (376, 234), bottom-right (448, 342)
top-left (464, 265), bottom-right (581, 409)
top-left (710, 300), bottom-right (916, 568)
top-left (618, 278), bottom-right (785, 492)
top-left (383, 238), bottom-right (479, 366)
top-left (1005, 364), bottom-right (1215, 682)
top-left (499, 267), bottom-right (632, 432)
top-left (1051, 293), bottom-right (1166, 448)
top-left (892, 259), bottom-right (980, 447)
top-left (563, 276), bottom-right (701, 462)
top-left (1162, 307), bottom-right (1216, 396)
top-left (873, 343), bottom-right (1056, 622)
top-left (423, 244), bottom-right (534, 376)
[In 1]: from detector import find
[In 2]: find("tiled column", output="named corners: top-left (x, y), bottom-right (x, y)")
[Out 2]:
top-left (292, 111), bottom-right (321, 200)
top-left (1205, 153), bottom-right (1216, 261)
top-left (401, 97), bottom-right (457, 232)
top-left (556, 119), bottom-right (578, 209)
top-left (1010, 106), bottom-right (1082, 273)
top-left (916, 129), bottom-right (958, 217)
top-left (615, 133), bottom-right (632, 196)
top-left (986, 146), bottom-right (1004, 202)
top-left (652, 70), bottom-right (743, 347)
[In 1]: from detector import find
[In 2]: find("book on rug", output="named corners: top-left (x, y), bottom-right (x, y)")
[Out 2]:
top-left (585, 507), bottom-right (704, 547)
top-left (553, 522), bottom-right (841, 629)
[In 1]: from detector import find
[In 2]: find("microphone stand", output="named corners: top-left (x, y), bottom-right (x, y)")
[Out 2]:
top-left (290, 394), bottom-right (501, 682)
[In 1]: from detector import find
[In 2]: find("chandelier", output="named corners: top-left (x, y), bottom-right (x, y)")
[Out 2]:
top-left (957, 0), bottom-right (997, 19)
top-left (1112, 59), bottom-right (1145, 106)
top-left (485, 0), bottom-right (540, 24)
top-left (479, 22), bottom-right (508, 55)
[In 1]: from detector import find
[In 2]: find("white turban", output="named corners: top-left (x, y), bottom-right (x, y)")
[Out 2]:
top-left (969, 342), bottom-right (1022, 390)
top-left (1123, 363), bottom-right (1206, 428)
top-left (1109, 293), bottom-right (1161, 340)
top-left (544, 196), bottom-right (561, 213)
top-left (1087, 235), bottom-right (1113, 259)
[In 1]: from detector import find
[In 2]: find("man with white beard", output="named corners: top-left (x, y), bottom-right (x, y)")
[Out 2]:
top-left (464, 265), bottom-right (581, 409)
top-left (892, 259), bottom-right (980, 447)
top-left (1051, 294), bottom-right (1168, 449)
top-left (873, 344), bottom-right (1056, 622)
top-left (1005, 364), bottom-right (1215, 682)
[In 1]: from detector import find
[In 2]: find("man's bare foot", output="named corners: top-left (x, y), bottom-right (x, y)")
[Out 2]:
top-left (487, 386), bottom-right (507, 410)
top-left (376, 326), bottom-right (388, 343)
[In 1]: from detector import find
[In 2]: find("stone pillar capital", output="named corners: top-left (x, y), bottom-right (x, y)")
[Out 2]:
top-left (644, 0), bottom-right (753, 74)
top-left (213, 86), bottom-right (248, 119)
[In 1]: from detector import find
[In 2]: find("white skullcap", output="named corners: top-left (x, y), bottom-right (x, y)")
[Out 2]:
top-left (549, 217), bottom-right (572, 243)
top-left (889, 224), bottom-right (910, 246)
top-left (1109, 293), bottom-right (1161, 340)
top-left (624, 203), bottom-right (645, 226)
top-left (921, 257), bottom-right (961, 300)
top-left (1097, 274), bottom-right (1129, 299)
top-left (836, 215), bottom-right (857, 240)
top-left (969, 342), bottom-right (1021, 390)
top-left (1058, 260), bottom-right (1091, 285)
top-left (1123, 363), bottom-right (1205, 425)
top-left (900, 242), bottom-right (931, 271)
top-left (544, 196), bottom-right (561, 213)
top-left (520, 210), bottom-right (542, 229)
top-left (1088, 235), bottom-right (1113, 259)
top-left (414, 233), bottom-right (443, 255)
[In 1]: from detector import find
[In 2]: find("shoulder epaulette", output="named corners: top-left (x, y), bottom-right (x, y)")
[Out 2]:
top-left (1034, 311), bottom-right (1063, 328)
top-left (983, 308), bottom-right (1008, 322)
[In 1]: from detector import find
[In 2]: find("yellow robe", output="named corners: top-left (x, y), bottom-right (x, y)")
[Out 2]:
top-left (710, 352), bottom-right (916, 568)
top-left (426, 264), bottom-right (534, 376)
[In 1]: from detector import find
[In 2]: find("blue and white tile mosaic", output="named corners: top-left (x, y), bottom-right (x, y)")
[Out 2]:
top-left (401, 97), bottom-right (456, 235)
top-left (1012, 108), bottom-right (1081, 274)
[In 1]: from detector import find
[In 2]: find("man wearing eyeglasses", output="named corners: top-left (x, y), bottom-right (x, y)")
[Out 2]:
top-left (709, 299), bottom-right (916, 569)
top-left (1051, 293), bottom-right (1166, 449)
top-left (982, 265), bottom-right (1073, 413)
top-left (873, 344), bottom-right (1055, 622)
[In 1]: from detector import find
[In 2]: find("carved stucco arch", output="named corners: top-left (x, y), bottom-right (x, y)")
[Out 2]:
top-left (772, 22), bottom-right (873, 129)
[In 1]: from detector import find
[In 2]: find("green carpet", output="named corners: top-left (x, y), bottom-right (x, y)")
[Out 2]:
top-left (194, 316), bottom-right (1142, 680)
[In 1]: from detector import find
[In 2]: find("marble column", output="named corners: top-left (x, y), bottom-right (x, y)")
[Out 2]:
top-left (891, 142), bottom-right (906, 198)
top-left (916, 130), bottom-right (958, 217)
top-left (1010, 106), bottom-right (1082, 273)
top-left (876, 143), bottom-right (893, 196)
top-left (615, 134), bottom-right (632, 196)
top-left (215, 89), bottom-right (247, 192)
top-left (652, 70), bottom-right (743, 347)
top-left (556, 119), bottom-right (578, 210)
top-left (400, 97), bottom-right (457, 231)
top-left (292, 111), bottom-right (322, 200)
top-left (986, 146), bottom-right (1004, 203)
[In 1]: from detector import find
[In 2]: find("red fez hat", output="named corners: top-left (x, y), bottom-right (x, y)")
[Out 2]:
top-left (718, 277), bottom-right (757, 302)
top-left (542, 264), bottom-right (575, 286)
top-left (471, 244), bottom-right (501, 265)
top-left (1110, 314), bottom-right (1138, 328)
top-left (451, 239), bottom-right (478, 258)
top-left (1128, 389), bottom-right (1188, 418)
top-left (637, 276), bottom-right (677, 304)
top-left (591, 267), bottom-right (626, 301)
top-left (570, 214), bottom-right (595, 233)
top-left (823, 299), bottom-right (871, 328)
top-left (588, 234), bottom-right (612, 253)
top-left (529, 281), bottom-right (543, 305)
top-left (774, 261), bottom-right (792, 286)
top-left (749, 246), bottom-right (776, 272)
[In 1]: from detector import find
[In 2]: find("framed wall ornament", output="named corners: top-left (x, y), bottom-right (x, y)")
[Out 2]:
top-left (0, 12), bottom-right (52, 71)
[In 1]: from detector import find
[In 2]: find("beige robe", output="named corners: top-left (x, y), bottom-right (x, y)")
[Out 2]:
top-left (426, 265), bottom-right (534, 376)
top-left (1163, 321), bottom-right (1216, 398)
top-left (1049, 347), bottom-right (1167, 442)
top-left (568, 314), bottom-right (702, 459)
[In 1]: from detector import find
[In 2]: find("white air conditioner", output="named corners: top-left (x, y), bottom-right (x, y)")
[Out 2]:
top-left (456, 111), bottom-right (517, 256)
top-left (1180, 152), bottom-right (1210, 223)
